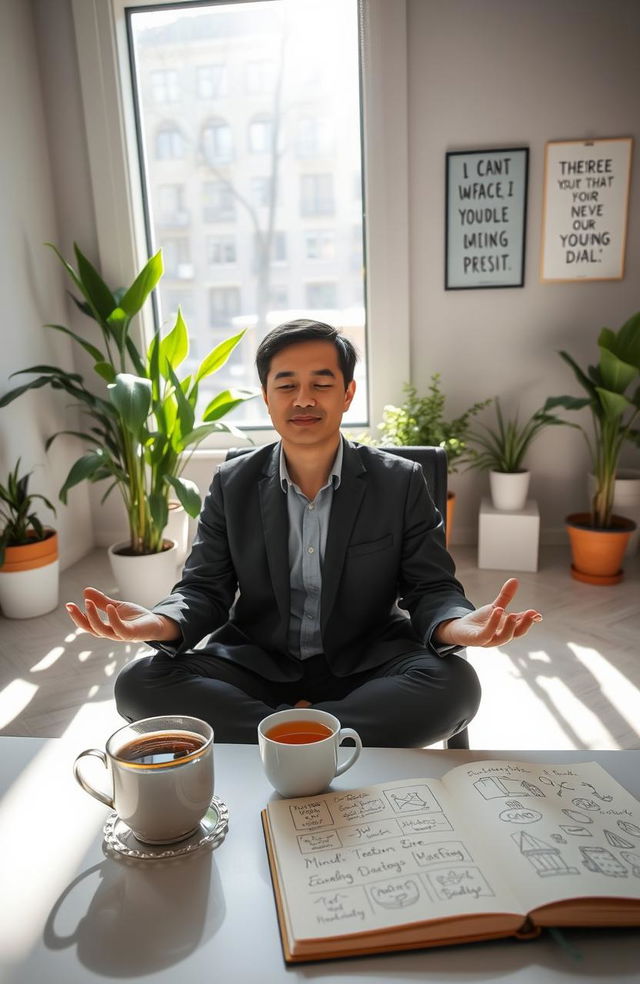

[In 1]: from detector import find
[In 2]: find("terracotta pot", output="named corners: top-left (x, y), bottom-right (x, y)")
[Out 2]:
top-left (0, 529), bottom-right (59, 618)
top-left (446, 491), bottom-right (455, 546)
top-left (565, 513), bottom-right (636, 585)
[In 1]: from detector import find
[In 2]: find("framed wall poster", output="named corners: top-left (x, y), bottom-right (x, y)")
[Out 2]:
top-left (445, 147), bottom-right (528, 290)
top-left (540, 137), bottom-right (633, 282)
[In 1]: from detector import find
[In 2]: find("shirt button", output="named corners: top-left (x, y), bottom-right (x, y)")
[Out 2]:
top-left (307, 546), bottom-right (314, 554)
top-left (306, 613), bottom-right (313, 620)
top-left (308, 504), bottom-right (315, 510)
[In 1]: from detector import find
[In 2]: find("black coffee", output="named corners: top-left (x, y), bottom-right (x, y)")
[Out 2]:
top-left (117, 731), bottom-right (205, 766)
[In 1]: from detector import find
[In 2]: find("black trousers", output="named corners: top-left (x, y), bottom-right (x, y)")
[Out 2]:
top-left (114, 647), bottom-right (481, 748)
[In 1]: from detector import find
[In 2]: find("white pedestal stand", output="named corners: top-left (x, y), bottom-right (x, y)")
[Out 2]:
top-left (478, 497), bottom-right (540, 572)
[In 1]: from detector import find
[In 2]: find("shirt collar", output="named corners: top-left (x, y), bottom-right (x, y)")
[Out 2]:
top-left (279, 438), bottom-right (343, 493)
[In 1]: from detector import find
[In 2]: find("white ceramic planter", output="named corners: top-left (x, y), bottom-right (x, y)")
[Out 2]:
top-left (108, 540), bottom-right (179, 609)
top-left (163, 501), bottom-right (190, 565)
top-left (587, 469), bottom-right (640, 556)
top-left (489, 470), bottom-right (531, 512)
top-left (0, 560), bottom-right (60, 618)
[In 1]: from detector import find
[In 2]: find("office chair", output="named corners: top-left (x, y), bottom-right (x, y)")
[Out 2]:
top-left (225, 444), bottom-right (470, 749)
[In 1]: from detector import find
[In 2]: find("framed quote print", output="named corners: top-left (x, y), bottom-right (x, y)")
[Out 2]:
top-left (540, 137), bottom-right (633, 282)
top-left (445, 147), bottom-right (528, 290)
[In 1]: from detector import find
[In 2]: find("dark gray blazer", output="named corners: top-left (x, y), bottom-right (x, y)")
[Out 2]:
top-left (152, 441), bottom-right (474, 681)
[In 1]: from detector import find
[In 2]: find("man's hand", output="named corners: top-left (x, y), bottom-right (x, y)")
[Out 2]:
top-left (66, 587), bottom-right (181, 644)
top-left (434, 578), bottom-right (542, 649)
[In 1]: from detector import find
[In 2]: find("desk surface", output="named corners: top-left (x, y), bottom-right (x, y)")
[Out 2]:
top-left (0, 739), bottom-right (639, 984)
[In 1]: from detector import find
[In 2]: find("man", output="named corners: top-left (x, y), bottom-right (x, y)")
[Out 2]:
top-left (66, 319), bottom-right (542, 746)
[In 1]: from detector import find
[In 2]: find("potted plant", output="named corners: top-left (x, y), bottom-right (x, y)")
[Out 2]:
top-left (544, 311), bottom-right (640, 584)
top-left (0, 244), bottom-right (258, 606)
top-left (467, 397), bottom-right (563, 511)
top-left (376, 374), bottom-right (490, 541)
top-left (0, 459), bottom-right (59, 618)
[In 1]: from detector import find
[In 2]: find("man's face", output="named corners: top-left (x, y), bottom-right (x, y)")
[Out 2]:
top-left (262, 339), bottom-right (355, 449)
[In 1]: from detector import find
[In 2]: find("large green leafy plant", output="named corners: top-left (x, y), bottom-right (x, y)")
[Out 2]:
top-left (544, 312), bottom-right (640, 529)
top-left (377, 375), bottom-right (490, 472)
top-left (0, 459), bottom-right (56, 566)
top-left (0, 245), bottom-right (257, 554)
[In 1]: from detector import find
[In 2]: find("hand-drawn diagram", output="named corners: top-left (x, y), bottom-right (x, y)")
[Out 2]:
top-left (473, 776), bottom-right (539, 799)
top-left (336, 820), bottom-right (402, 848)
top-left (562, 809), bottom-right (593, 824)
top-left (423, 867), bottom-right (495, 903)
top-left (559, 808), bottom-right (593, 836)
top-left (550, 833), bottom-right (568, 844)
top-left (311, 888), bottom-right (370, 925)
top-left (383, 785), bottom-right (442, 815)
top-left (298, 831), bottom-right (342, 853)
top-left (559, 825), bottom-right (592, 837)
top-left (367, 877), bottom-right (421, 910)
top-left (539, 776), bottom-right (575, 798)
top-left (617, 820), bottom-right (640, 838)
top-left (512, 831), bottom-right (579, 876)
top-left (334, 792), bottom-right (385, 824)
top-left (572, 797), bottom-right (601, 812)
top-left (603, 829), bottom-right (635, 849)
top-left (620, 851), bottom-right (640, 877)
top-left (580, 782), bottom-right (613, 802)
top-left (290, 801), bottom-right (334, 831)
top-left (580, 846), bottom-right (628, 877)
top-left (397, 814), bottom-right (453, 835)
top-left (498, 801), bottom-right (542, 823)
top-left (410, 841), bottom-right (472, 867)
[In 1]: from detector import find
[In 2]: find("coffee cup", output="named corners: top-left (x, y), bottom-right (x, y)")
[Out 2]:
top-left (73, 715), bottom-right (214, 844)
top-left (258, 708), bottom-right (362, 797)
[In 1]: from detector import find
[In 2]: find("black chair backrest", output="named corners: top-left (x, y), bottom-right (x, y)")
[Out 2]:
top-left (226, 444), bottom-right (448, 532)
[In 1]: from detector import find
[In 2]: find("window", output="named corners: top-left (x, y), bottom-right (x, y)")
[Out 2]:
top-left (248, 116), bottom-right (272, 155)
top-left (121, 0), bottom-right (369, 427)
top-left (210, 286), bottom-right (241, 327)
top-left (202, 119), bottom-right (233, 164)
top-left (305, 230), bottom-right (335, 260)
top-left (161, 238), bottom-right (192, 278)
top-left (151, 69), bottom-right (179, 103)
top-left (197, 64), bottom-right (227, 99)
top-left (300, 174), bottom-right (334, 216)
top-left (207, 236), bottom-right (237, 265)
top-left (246, 60), bottom-right (276, 95)
top-left (156, 184), bottom-right (189, 227)
top-left (202, 181), bottom-right (235, 222)
top-left (296, 117), bottom-right (334, 157)
top-left (155, 125), bottom-right (185, 160)
top-left (306, 282), bottom-right (338, 309)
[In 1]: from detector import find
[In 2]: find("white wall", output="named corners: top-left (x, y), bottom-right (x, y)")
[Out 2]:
top-left (407, 0), bottom-right (640, 542)
top-left (0, 0), bottom-right (93, 569)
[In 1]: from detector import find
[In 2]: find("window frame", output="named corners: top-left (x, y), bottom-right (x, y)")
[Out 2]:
top-left (71, 0), bottom-right (409, 447)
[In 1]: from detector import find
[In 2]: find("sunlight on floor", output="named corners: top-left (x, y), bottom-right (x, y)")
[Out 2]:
top-left (536, 676), bottom-right (619, 749)
top-left (30, 646), bottom-right (65, 672)
top-left (568, 642), bottom-right (640, 742)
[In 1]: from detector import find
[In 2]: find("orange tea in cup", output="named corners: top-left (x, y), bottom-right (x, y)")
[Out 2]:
top-left (265, 720), bottom-right (333, 744)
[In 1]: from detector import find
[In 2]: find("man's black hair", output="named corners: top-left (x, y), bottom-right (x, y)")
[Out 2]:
top-left (255, 319), bottom-right (358, 388)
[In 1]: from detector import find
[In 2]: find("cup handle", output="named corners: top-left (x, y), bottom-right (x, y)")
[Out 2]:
top-left (73, 749), bottom-right (114, 809)
top-left (335, 728), bottom-right (362, 777)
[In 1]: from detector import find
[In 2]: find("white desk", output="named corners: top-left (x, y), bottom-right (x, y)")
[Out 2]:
top-left (1, 739), bottom-right (639, 983)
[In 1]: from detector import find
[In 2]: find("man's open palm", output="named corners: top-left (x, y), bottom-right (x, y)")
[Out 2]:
top-left (66, 587), bottom-right (178, 643)
top-left (438, 578), bottom-right (542, 649)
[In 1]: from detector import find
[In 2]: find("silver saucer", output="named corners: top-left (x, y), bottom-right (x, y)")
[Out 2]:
top-left (103, 795), bottom-right (229, 860)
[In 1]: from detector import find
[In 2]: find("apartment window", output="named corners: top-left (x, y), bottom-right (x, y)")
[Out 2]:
top-left (161, 238), bottom-right (192, 278)
top-left (197, 64), bottom-right (227, 99)
top-left (300, 174), bottom-right (334, 216)
top-left (155, 125), bottom-right (184, 160)
top-left (202, 181), bottom-right (235, 222)
top-left (210, 286), bottom-right (241, 326)
top-left (306, 282), bottom-right (338, 309)
top-left (156, 184), bottom-right (188, 227)
top-left (151, 69), bottom-right (179, 103)
top-left (126, 0), bottom-right (367, 426)
top-left (202, 119), bottom-right (233, 164)
top-left (248, 116), bottom-right (272, 155)
top-left (296, 117), bottom-right (334, 157)
top-left (305, 231), bottom-right (335, 260)
top-left (207, 236), bottom-right (237, 265)
top-left (246, 60), bottom-right (276, 95)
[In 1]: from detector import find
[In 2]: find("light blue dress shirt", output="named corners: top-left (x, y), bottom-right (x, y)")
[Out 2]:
top-left (279, 441), bottom-right (343, 660)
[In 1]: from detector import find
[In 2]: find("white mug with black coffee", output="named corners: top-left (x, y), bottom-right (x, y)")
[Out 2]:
top-left (73, 715), bottom-right (214, 844)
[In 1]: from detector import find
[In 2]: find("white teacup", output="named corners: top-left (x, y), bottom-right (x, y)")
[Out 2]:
top-left (258, 708), bottom-right (362, 797)
top-left (73, 715), bottom-right (214, 844)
